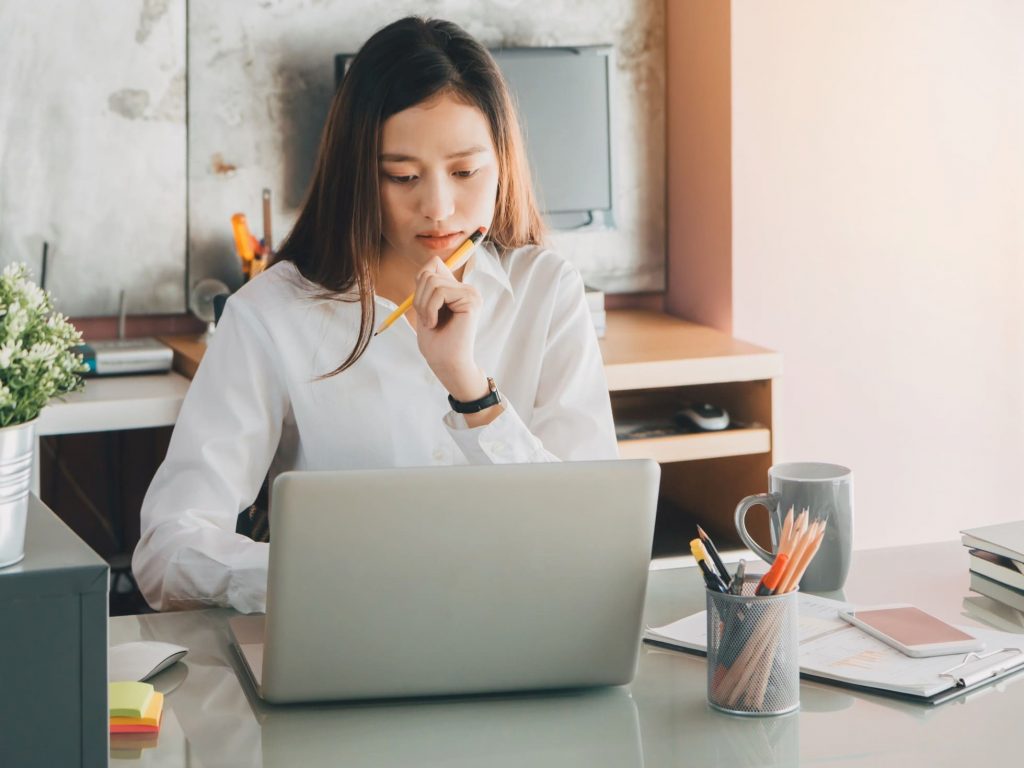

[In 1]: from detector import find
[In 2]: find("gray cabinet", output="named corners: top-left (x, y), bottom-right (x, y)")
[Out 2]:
top-left (0, 496), bottom-right (108, 767)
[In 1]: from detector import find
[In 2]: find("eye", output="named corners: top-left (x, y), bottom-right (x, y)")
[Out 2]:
top-left (453, 169), bottom-right (478, 179)
top-left (385, 174), bottom-right (417, 184)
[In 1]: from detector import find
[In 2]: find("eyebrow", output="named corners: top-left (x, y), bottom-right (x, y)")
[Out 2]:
top-left (379, 145), bottom-right (487, 162)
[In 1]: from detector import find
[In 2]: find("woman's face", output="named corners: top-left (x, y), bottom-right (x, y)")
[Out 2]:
top-left (378, 91), bottom-right (499, 268)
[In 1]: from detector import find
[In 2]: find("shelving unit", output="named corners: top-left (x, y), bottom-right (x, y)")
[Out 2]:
top-left (601, 310), bottom-right (781, 392)
top-left (599, 310), bottom-right (782, 557)
top-left (616, 428), bottom-right (771, 464)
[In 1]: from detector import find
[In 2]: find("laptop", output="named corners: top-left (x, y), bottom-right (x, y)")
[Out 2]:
top-left (229, 459), bottom-right (660, 703)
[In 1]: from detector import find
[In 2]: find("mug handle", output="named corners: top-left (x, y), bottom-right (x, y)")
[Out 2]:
top-left (734, 493), bottom-right (778, 565)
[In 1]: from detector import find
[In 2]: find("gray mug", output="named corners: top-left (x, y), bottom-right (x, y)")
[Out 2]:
top-left (734, 462), bottom-right (853, 592)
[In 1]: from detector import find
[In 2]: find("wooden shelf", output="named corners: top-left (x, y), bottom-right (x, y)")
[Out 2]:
top-left (163, 310), bottom-right (783, 388)
top-left (617, 427), bottom-right (771, 463)
top-left (158, 334), bottom-right (206, 379)
top-left (599, 310), bottom-right (782, 391)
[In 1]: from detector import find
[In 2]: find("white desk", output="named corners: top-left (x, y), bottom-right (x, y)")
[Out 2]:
top-left (33, 372), bottom-right (191, 494)
top-left (109, 541), bottom-right (1022, 767)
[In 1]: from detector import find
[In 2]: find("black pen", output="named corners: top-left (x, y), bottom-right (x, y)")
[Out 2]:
top-left (691, 539), bottom-right (728, 593)
top-left (40, 241), bottom-right (49, 290)
top-left (697, 524), bottom-right (731, 585)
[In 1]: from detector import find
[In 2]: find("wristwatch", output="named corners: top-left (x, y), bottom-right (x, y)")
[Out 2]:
top-left (448, 376), bottom-right (501, 414)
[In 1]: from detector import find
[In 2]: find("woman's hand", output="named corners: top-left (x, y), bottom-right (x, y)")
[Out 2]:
top-left (412, 257), bottom-right (490, 402)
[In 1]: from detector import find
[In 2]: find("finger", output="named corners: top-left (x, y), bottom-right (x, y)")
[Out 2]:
top-left (413, 272), bottom-right (446, 325)
top-left (412, 264), bottom-right (461, 311)
top-left (423, 288), bottom-right (447, 330)
top-left (445, 284), bottom-right (481, 313)
top-left (417, 257), bottom-right (453, 281)
top-left (423, 285), bottom-right (468, 329)
top-left (420, 284), bottom-right (480, 329)
top-left (431, 256), bottom-right (455, 279)
top-left (414, 267), bottom-right (456, 299)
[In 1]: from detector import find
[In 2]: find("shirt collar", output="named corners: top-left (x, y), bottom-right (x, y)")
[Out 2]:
top-left (463, 241), bottom-right (514, 299)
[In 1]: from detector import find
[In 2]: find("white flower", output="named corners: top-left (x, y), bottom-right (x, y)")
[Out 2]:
top-left (0, 340), bottom-right (19, 369)
top-left (4, 304), bottom-right (28, 340)
top-left (21, 282), bottom-right (47, 310)
top-left (27, 341), bottom-right (58, 364)
top-left (0, 262), bottom-right (83, 426)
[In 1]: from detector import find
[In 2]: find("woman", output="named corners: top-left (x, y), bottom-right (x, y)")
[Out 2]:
top-left (133, 16), bottom-right (618, 613)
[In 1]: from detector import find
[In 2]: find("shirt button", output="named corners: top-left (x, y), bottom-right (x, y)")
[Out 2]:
top-left (432, 448), bottom-right (446, 463)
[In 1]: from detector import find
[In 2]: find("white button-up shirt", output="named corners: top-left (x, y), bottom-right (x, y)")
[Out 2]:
top-left (133, 243), bottom-right (618, 612)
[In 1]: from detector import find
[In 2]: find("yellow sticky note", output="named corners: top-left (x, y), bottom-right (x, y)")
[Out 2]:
top-left (108, 681), bottom-right (154, 719)
top-left (110, 691), bottom-right (163, 727)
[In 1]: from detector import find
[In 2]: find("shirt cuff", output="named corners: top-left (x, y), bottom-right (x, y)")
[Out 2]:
top-left (226, 541), bottom-right (270, 614)
top-left (443, 399), bottom-right (553, 464)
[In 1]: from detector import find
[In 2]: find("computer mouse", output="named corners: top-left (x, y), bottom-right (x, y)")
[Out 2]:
top-left (675, 403), bottom-right (730, 431)
top-left (109, 641), bottom-right (189, 683)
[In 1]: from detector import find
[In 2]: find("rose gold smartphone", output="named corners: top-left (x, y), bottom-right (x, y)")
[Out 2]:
top-left (839, 604), bottom-right (984, 657)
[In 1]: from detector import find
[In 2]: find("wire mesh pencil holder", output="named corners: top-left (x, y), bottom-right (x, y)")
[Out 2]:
top-left (706, 580), bottom-right (800, 716)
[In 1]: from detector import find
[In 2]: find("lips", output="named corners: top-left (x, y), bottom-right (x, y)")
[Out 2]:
top-left (415, 231), bottom-right (464, 251)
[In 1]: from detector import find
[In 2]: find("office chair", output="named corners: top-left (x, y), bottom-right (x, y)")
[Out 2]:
top-left (236, 475), bottom-right (270, 543)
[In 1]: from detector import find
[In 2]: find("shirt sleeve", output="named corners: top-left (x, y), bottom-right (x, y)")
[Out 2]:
top-left (132, 297), bottom-right (287, 613)
top-left (443, 261), bottom-right (618, 463)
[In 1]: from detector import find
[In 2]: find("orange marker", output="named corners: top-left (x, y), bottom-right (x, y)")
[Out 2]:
top-left (231, 213), bottom-right (257, 276)
top-left (755, 553), bottom-right (790, 596)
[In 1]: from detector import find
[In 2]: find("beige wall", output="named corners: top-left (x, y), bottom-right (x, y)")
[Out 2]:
top-left (665, 0), bottom-right (732, 331)
top-left (730, 1), bottom-right (1024, 548)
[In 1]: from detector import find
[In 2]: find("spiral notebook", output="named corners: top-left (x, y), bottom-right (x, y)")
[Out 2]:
top-left (644, 593), bottom-right (1024, 705)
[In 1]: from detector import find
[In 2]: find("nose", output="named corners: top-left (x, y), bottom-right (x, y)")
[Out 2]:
top-left (418, 173), bottom-right (456, 223)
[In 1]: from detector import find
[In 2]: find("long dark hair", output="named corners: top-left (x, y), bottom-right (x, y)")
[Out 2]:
top-left (274, 16), bottom-right (544, 376)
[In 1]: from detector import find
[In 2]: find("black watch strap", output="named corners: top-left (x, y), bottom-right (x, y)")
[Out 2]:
top-left (448, 377), bottom-right (501, 414)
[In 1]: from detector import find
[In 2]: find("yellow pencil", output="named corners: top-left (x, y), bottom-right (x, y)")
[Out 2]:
top-left (373, 226), bottom-right (487, 336)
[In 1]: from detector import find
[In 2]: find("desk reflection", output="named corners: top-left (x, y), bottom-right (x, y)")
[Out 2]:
top-left (635, 646), bottom-right (800, 768)
top-left (130, 610), bottom-right (642, 768)
top-left (256, 688), bottom-right (643, 768)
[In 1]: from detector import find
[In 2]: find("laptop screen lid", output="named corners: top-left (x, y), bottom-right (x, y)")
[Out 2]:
top-left (257, 459), bottom-right (659, 703)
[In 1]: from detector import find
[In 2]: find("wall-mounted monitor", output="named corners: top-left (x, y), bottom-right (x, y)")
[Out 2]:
top-left (335, 45), bottom-right (615, 231)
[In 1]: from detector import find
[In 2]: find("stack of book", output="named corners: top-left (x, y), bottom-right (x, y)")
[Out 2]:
top-left (585, 286), bottom-right (605, 338)
top-left (962, 521), bottom-right (1024, 613)
top-left (109, 681), bottom-right (163, 757)
top-left (963, 595), bottom-right (1024, 633)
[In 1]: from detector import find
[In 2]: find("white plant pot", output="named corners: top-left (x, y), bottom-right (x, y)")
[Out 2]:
top-left (0, 419), bottom-right (35, 568)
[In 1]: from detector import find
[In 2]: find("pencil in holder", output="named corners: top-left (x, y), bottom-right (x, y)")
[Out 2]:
top-left (705, 579), bottom-right (799, 716)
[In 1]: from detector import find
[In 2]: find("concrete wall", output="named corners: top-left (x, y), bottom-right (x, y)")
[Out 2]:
top-left (0, 0), bottom-right (186, 317)
top-left (729, 1), bottom-right (1024, 547)
top-left (0, 0), bottom-right (666, 317)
